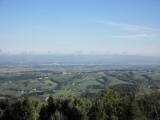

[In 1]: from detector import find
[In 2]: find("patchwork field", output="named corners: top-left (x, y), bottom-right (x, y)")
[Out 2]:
top-left (0, 66), bottom-right (160, 100)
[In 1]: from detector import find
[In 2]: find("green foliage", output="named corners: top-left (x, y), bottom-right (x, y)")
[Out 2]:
top-left (2, 98), bottom-right (37, 120)
top-left (39, 96), bottom-right (83, 120)
top-left (74, 98), bottom-right (92, 120)
top-left (133, 93), bottom-right (160, 120)
top-left (88, 90), bottom-right (120, 120)
top-left (0, 89), bottom-right (160, 120)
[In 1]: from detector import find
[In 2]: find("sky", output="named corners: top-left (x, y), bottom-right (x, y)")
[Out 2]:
top-left (0, 0), bottom-right (160, 56)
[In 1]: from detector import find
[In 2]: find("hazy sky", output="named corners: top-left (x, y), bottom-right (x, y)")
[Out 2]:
top-left (0, 0), bottom-right (160, 55)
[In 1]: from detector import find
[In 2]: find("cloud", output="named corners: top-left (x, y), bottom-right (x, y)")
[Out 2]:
top-left (99, 21), bottom-right (159, 40)
top-left (105, 21), bottom-right (156, 33)
top-left (113, 34), bottom-right (153, 39)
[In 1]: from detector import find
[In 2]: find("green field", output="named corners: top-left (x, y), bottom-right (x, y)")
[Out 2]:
top-left (0, 66), bottom-right (160, 100)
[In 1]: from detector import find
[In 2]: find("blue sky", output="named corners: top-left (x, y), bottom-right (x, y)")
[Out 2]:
top-left (0, 0), bottom-right (160, 55)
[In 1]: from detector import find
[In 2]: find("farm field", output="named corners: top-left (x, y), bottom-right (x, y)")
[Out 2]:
top-left (0, 65), bottom-right (160, 100)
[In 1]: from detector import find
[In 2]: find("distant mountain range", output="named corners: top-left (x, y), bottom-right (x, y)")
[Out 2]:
top-left (0, 54), bottom-right (160, 66)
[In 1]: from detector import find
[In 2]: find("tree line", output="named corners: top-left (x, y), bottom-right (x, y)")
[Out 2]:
top-left (0, 89), bottom-right (160, 120)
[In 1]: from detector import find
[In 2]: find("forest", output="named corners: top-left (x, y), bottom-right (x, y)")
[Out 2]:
top-left (0, 89), bottom-right (160, 120)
